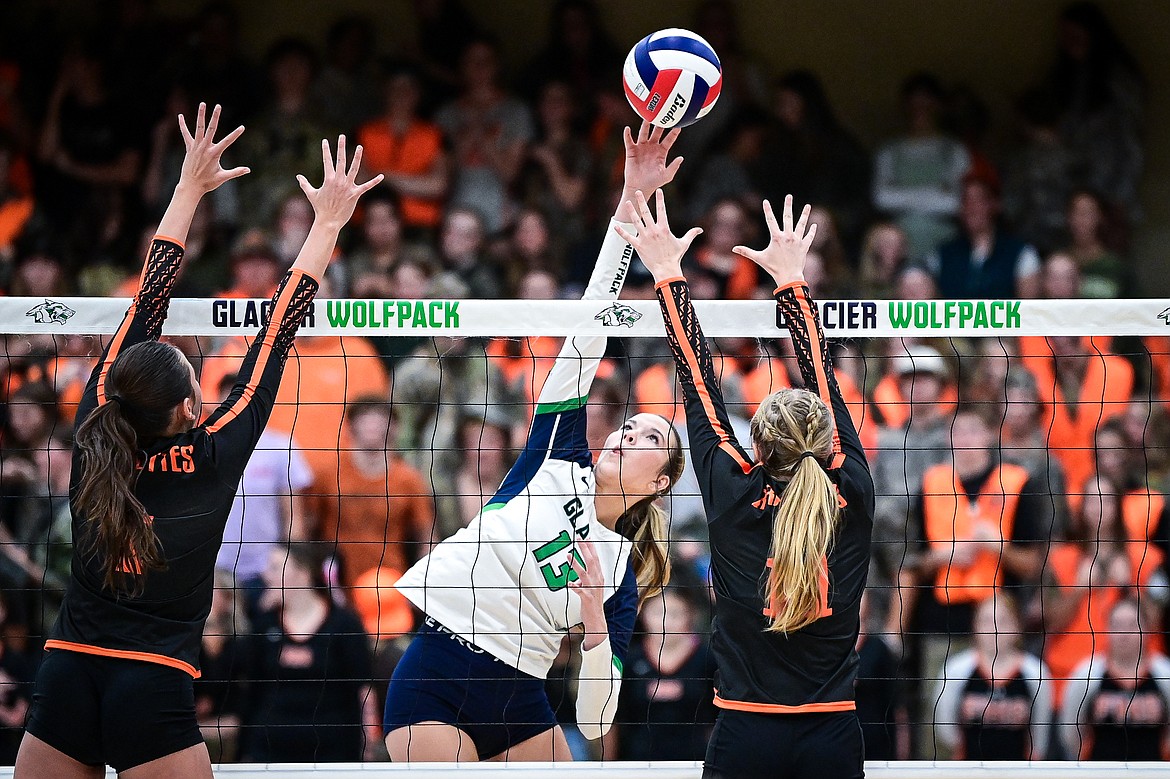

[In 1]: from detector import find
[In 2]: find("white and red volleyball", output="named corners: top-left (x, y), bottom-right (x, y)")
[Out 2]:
top-left (622, 28), bottom-right (722, 128)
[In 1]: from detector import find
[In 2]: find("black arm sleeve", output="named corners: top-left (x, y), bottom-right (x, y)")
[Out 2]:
top-left (773, 282), bottom-right (869, 474)
top-left (202, 268), bottom-right (320, 476)
top-left (655, 278), bottom-right (757, 518)
top-left (75, 237), bottom-right (185, 427)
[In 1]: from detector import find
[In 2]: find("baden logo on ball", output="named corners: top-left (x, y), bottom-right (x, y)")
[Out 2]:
top-left (622, 28), bottom-right (722, 128)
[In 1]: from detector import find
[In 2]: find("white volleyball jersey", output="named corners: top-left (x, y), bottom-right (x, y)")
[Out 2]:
top-left (395, 218), bottom-right (640, 682)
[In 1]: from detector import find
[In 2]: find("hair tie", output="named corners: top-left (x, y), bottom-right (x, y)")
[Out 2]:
top-left (799, 451), bottom-right (820, 464)
top-left (109, 394), bottom-right (128, 409)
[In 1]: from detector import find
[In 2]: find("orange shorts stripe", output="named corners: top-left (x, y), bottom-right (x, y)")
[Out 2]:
top-left (44, 639), bottom-right (201, 678)
top-left (713, 693), bottom-right (856, 714)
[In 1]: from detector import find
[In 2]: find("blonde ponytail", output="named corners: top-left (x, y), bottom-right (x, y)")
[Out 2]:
top-left (751, 389), bottom-right (839, 634)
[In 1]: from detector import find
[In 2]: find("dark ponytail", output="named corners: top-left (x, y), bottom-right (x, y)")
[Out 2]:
top-left (74, 341), bottom-right (194, 596)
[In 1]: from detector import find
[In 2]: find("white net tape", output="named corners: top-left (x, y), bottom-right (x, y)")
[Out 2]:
top-left (5, 296), bottom-right (1170, 337)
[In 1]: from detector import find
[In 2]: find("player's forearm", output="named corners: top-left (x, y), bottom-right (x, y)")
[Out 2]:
top-left (290, 219), bottom-right (341, 281)
top-left (155, 182), bottom-right (205, 246)
top-left (576, 637), bottom-right (621, 740)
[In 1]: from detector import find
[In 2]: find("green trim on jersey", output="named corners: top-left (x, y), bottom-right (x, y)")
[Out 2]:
top-left (534, 395), bottom-right (588, 415)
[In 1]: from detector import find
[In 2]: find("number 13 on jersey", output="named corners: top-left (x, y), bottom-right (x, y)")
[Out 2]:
top-left (532, 530), bottom-right (585, 591)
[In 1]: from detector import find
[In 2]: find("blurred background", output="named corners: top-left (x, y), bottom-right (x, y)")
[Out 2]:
top-left (1, 0), bottom-right (1170, 768)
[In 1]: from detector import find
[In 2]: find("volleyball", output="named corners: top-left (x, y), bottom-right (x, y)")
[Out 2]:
top-left (622, 28), bottom-right (722, 128)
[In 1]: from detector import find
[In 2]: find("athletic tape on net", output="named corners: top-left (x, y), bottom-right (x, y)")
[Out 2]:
top-left (5, 297), bottom-right (1170, 338)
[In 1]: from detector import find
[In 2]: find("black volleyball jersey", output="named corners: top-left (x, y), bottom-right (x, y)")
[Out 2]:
top-left (656, 279), bottom-right (875, 713)
top-left (48, 237), bottom-right (319, 677)
top-left (1066, 657), bottom-right (1170, 761)
top-left (934, 650), bottom-right (1051, 760)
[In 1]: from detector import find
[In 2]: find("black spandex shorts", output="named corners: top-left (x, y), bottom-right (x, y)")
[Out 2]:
top-left (703, 709), bottom-right (864, 779)
top-left (25, 649), bottom-right (204, 772)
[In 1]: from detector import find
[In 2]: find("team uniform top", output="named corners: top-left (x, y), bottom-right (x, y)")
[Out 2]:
top-left (48, 237), bottom-right (318, 678)
top-left (1062, 654), bottom-right (1170, 761)
top-left (395, 218), bottom-right (639, 735)
top-left (655, 278), bottom-right (875, 713)
top-left (933, 649), bottom-right (1052, 759)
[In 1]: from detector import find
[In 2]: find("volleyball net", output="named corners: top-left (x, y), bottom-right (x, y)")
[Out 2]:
top-left (1, 293), bottom-right (1169, 768)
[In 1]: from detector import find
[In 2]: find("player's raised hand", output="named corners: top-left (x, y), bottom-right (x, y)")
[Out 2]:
top-left (176, 102), bottom-right (249, 194)
top-left (568, 539), bottom-right (610, 650)
top-left (614, 188), bottom-right (702, 283)
top-left (297, 136), bottom-right (384, 230)
top-left (618, 121), bottom-right (683, 220)
top-left (732, 195), bottom-right (817, 289)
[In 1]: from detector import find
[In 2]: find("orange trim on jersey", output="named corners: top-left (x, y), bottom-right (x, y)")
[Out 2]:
top-left (152, 234), bottom-right (186, 251)
top-left (790, 287), bottom-right (844, 466)
top-left (45, 639), bottom-right (201, 678)
top-left (206, 269), bottom-right (304, 434)
top-left (97, 301), bottom-right (138, 404)
top-left (713, 694), bottom-right (856, 714)
top-left (662, 283), bottom-right (753, 474)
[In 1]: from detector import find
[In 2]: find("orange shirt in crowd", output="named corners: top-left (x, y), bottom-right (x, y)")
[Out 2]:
top-left (1144, 336), bottom-right (1170, 400)
top-left (200, 335), bottom-right (390, 471)
top-left (1020, 337), bottom-right (1134, 508)
top-left (1044, 540), bottom-right (1165, 707)
top-left (357, 118), bottom-right (444, 228)
top-left (488, 336), bottom-right (561, 400)
top-left (0, 195), bottom-right (33, 251)
top-left (694, 246), bottom-right (758, 300)
top-left (740, 356), bottom-right (878, 451)
top-left (870, 372), bottom-right (958, 430)
top-left (310, 450), bottom-right (434, 595)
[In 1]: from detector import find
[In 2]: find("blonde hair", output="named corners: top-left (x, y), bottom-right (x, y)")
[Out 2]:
top-left (618, 422), bottom-right (686, 609)
top-left (751, 388), bottom-right (839, 633)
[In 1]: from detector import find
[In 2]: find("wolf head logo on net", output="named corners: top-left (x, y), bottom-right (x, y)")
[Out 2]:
top-left (26, 299), bottom-right (77, 325)
top-left (595, 302), bottom-right (643, 328)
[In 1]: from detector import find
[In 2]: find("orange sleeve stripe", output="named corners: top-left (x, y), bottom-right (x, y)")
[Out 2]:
top-left (713, 693), bottom-right (856, 714)
top-left (662, 285), bottom-right (753, 474)
top-left (205, 269), bottom-right (302, 434)
top-left (654, 275), bottom-right (686, 290)
top-left (45, 639), bottom-right (200, 678)
top-left (96, 300), bottom-right (138, 404)
top-left (152, 235), bottom-right (186, 251)
top-left (792, 288), bottom-right (843, 461)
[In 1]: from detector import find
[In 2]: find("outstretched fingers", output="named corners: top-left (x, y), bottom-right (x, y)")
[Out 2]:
top-left (324, 139), bottom-right (338, 177)
top-left (205, 103), bottom-right (221, 143)
top-left (794, 202), bottom-right (811, 237)
top-left (680, 226), bottom-right (704, 251)
top-left (782, 194), bottom-right (794, 234)
top-left (662, 127), bottom-right (681, 152)
top-left (633, 189), bottom-right (655, 228)
top-left (762, 199), bottom-right (781, 239)
top-left (637, 121), bottom-right (650, 144)
top-left (355, 172), bottom-right (385, 196)
top-left (193, 102), bottom-right (207, 144)
top-left (335, 135), bottom-right (347, 177)
top-left (296, 173), bottom-right (316, 197)
top-left (732, 244), bottom-right (762, 263)
top-left (613, 223), bottom-right (639, 247)
top-left (177, 113), bottom-right (194, 147)
top-left (212, 124), bottom-right (246, 153)
top-left (801, 222), bottom-right (818, 250)
top-left (654, 188), bottom-right (671, 230)
top-left (348, 143), bottom-right (364, 181)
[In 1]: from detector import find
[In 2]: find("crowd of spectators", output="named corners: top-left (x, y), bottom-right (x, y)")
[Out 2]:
top-left (1, 0), bottom-right (1168, 765)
